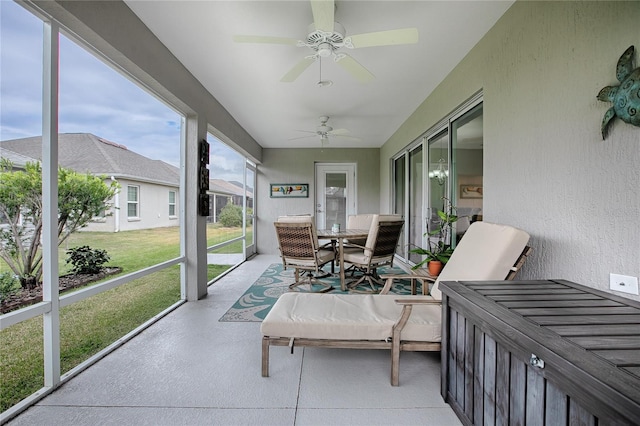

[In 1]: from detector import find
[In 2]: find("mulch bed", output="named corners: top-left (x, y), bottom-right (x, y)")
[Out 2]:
top-left (1, 267), bottom-right (122, 314)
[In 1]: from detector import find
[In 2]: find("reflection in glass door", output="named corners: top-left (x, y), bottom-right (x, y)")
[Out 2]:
top-left (428, 130), bottom-right (450, 229)
top-left (426, 130), bottom-right (450, 254)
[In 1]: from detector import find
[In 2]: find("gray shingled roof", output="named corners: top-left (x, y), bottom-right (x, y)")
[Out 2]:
top-left (0, 133), bottom-right (179, 186)
top-left (209, 179), bottom-right (253, 198)
top-left (0, 148), bottom-right (33, 168)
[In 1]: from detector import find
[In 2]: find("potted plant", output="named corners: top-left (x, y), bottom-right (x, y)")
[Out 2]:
top-left (410, 201), bottom-right (458, 276)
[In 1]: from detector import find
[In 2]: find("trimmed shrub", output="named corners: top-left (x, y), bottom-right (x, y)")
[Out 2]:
top-left (65, 246), bottom-right (110, 275)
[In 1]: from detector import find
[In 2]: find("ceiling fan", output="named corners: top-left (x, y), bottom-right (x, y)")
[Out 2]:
top-left (233, 0), bottom-right (418, 83)
top-left (290, 116), bottom-right (361, 146)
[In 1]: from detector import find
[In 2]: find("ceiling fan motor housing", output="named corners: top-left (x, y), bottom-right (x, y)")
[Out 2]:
top-left (317, 125), bottom-right (333, 134)
top-left (306, 22), bottom-right (346, 53)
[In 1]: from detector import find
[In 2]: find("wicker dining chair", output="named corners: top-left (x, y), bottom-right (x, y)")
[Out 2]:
top-left (274, 216), bottom-right (336, 293)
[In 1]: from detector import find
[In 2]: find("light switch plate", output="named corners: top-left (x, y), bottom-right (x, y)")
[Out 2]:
top-left (609, 273), bottom-right (639, 295)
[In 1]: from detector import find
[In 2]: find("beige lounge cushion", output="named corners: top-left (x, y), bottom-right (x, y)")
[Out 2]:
top-left (430, 221), bottom-right (530, 300)
top-left (261, 292), bottom-right (441, 343)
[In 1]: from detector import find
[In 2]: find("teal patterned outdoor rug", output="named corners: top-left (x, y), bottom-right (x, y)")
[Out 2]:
top-left (219, 263), bottom-right (413, 322)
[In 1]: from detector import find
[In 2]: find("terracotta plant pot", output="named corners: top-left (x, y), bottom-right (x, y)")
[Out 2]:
top-left (427, 260), bottom-right (444, 276)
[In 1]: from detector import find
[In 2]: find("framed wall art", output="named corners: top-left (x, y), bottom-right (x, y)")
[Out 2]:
top-left (270, 183), bottom-right (309, 198)
top-left (460, 184), bottom-right (483, 199)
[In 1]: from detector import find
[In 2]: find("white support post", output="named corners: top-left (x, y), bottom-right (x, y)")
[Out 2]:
top-left (42, 19), bottom-right (61, 388)
top-left (179, 117), bottom-right (187, 300)
top-left (181, 115), bottom-right (208, 301)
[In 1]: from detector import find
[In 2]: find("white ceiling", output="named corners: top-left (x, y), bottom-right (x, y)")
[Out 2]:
top-left (124, 1), bottom-right (513, 149)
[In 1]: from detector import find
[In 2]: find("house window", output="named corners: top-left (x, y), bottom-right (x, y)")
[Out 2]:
top-left (168, 191), bottom-right (176, 217)
top-left (127, 185), bottom-right (139, 218)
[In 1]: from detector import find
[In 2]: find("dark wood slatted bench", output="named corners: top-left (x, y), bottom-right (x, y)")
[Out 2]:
top-left (439, 279), bottom-right (640, 426)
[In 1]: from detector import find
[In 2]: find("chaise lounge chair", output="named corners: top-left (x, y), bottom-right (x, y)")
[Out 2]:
top-left (261, 221), bottom-right (531, 386)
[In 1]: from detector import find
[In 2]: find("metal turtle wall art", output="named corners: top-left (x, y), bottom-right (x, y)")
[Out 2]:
top-left (597, 45), bottom-right (640, 139)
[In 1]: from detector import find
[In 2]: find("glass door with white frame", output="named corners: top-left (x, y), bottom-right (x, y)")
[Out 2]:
top-left (408, 145), bottom-right (424, 265)
top-left (392, 155), bottom-right (407, 259)
top-left (451, 103), bottom-right (483, 240)
top-left (315, 163), bottom-right (356, 230)
top-left (244, 162), bottom-right (256, 257)
top-left (427, 130), bottom-right (450, 252)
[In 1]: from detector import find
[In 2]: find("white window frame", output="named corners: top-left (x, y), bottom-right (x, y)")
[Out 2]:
top-left (168, 190), bottom-right (176, 218)
top-left (127, 185), bottom-right (139, 219)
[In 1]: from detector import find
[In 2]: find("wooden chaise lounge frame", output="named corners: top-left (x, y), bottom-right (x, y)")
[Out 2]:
top-left (262, 295), bottom-right (441, 387)
top-left (261, 222), bottom-right (532, 386)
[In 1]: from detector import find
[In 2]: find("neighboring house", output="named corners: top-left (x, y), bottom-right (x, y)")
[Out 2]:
top-left (0, 133), bottom-right (180, 232)
top-left (206, 179), bottom-right (254, 223)
top-left (0, 133), bottom-right (255, 231)
top-left (0, 149), bottom-right (31, 171)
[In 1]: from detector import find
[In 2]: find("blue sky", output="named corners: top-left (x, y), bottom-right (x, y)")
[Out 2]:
top-left (0, 1), bottom-right (245, 182)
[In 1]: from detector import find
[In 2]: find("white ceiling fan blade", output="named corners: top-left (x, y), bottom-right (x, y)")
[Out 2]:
top-left (233, 35), bottom-right (299, 45)
top-left (310, 0), bottom-right (334, 32)
top-left (332, 134), bottom-right (361, 142)
top-left (280, 57), bottom-right (316, 82)
top-left (335, 54), bottom-right (375, 82)
top-left (348, 28), bottom-right (418, 48)
top-left (289, 134), bottom-right (317, 141)
top-left (329, 128), bottom-right (350, 136)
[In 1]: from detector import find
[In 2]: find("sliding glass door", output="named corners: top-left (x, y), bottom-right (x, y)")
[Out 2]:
top-left (392, 155), bottom-right (406, 258)
top-left (407, 145), bottom-right (424, 264)
top-left (451, 103), bottom-right (484, 238)
top-left (392, 95), bottom-right (483, 267)
top-left (427, 129), bottom-right (450, 241)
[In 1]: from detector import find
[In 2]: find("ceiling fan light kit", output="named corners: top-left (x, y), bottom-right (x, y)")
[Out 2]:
top-left (289, 116), bottom-right (361, 147)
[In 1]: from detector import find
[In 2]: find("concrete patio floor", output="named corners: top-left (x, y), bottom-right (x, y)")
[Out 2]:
top-left (8, 255), bottom-right (461, 426)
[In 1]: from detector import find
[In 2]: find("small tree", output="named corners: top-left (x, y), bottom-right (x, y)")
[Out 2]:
top-left (0, 160), bottom-right (119, 288)
top-left (218, 204), bottom-right (243, 227)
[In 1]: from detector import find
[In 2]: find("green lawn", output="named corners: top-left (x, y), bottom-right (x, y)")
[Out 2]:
top-left (0, 224), bottom-right (248, 413)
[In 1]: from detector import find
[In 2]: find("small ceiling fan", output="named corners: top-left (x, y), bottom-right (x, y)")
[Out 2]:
top-left (290, 116), bottom-right (360, 146)
top-left (233, 0), bottom-right (418, 83)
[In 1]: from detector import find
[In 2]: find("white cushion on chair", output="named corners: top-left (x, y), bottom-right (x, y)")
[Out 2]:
top-left (431, 221), bottom-right (530, 300)
top-left (347, 214), bottom-right (375, 229)
top-left (346, 214), bottom-right (376, 245)
top-left (277, 215), bottom-right (312, 223)
top-left (277, 215), bottom-right (323, 243)
top-left (261, 292), bottom-right (441, 342)
top-left (316, 248), bottom-right (336, 265)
